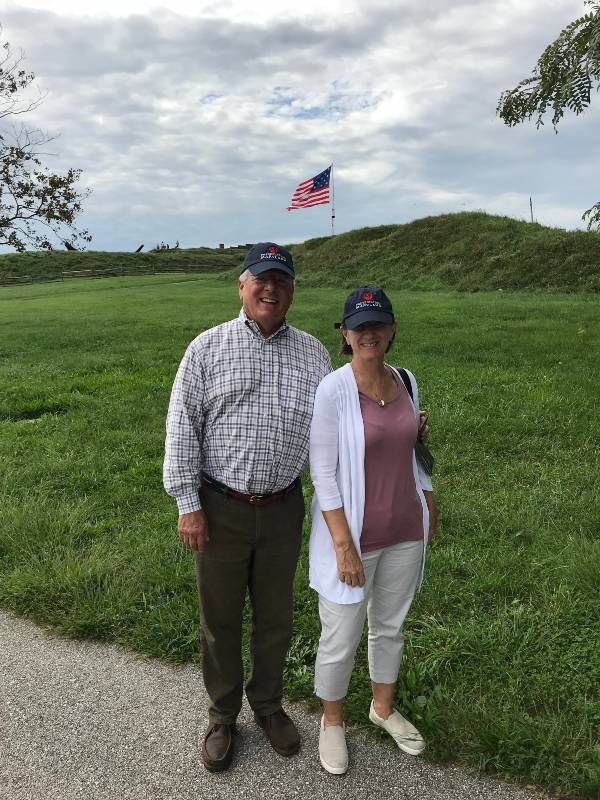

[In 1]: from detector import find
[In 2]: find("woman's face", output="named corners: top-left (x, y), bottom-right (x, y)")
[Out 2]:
top-left (342, 321), bottom-right (396, 361)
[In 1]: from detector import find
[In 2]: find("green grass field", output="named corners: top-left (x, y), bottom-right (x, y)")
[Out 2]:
top-left (1, 275), bottom-right (599, 797)
top-left (3, 211), bottom-right (600, 292)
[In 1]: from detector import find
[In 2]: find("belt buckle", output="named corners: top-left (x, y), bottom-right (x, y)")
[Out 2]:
top-left (249, 494), bottom-right (266, 505)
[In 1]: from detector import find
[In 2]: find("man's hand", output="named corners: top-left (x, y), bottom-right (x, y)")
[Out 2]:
top-left (418, 410), bottom-right (430, 443)
top-left (423, 490), bottom-right (437, 544)
top-left (178, 509), bottom-right (209, 551)
top-left (335, 541), bottom-right (365, 587)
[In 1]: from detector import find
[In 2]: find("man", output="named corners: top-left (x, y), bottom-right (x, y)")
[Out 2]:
top-left (163, 242), bottom-right (331, 772)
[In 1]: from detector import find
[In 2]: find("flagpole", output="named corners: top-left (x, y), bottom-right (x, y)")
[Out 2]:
top-left (330, 163), bottom-right (335, 236)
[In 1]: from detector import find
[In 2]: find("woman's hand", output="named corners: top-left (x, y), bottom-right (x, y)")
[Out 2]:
top-left (335, 541), bottom-right (365, 587)
top-left (321, 507), bottom-right (365, 587)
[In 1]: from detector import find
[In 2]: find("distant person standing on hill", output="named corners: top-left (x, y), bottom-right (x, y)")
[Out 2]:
top-left (309, 286), bottom-right (436, 775)
top-left (163, 243), bottom-right (331, 773)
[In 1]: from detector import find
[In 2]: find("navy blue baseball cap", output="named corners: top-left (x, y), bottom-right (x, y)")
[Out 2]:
top-left (336, 285), bottom-right (395, 329)
top-left (242, 242), bottom-right (295, 279)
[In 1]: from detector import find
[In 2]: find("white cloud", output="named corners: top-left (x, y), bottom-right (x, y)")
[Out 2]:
top-left (0, 0), bottom-right (595, 250)
top-left (13, 0), bottom-right (362, 21)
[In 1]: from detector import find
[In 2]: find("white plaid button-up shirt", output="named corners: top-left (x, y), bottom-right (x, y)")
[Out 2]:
top-left (164, 309), bottom-right (332, 514)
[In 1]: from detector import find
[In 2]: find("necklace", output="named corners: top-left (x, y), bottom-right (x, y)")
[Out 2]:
top-left (352, 364), bottom-right (389, 407)
top-left (363, 384), bottom-right (387, 406)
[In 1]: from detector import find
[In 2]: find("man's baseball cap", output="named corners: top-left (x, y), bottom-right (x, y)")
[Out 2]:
top-left (241, 242), bottom-right (295, 279)
top-left (336, 285), bottom-right (395, 329)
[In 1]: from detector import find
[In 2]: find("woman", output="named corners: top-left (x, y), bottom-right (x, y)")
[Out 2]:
top-left (309, 285), bottom-right (436, 775)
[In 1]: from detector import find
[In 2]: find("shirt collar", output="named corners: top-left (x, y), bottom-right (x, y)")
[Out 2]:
top-left (238, 308), bottom-right (289, 340)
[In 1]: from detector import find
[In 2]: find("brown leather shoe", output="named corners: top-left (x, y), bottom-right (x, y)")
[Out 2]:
top-left (201, 723), bottom-right (235, 772)
top-left (254, 708), bottom-right (301, 756)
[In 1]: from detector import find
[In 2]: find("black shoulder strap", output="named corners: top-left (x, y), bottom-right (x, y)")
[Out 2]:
top-left (397, 368), bottom-right (413, 401)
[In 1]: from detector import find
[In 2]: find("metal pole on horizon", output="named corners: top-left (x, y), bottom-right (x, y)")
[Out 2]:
top-left (330, 164), bottom-right (335, 236)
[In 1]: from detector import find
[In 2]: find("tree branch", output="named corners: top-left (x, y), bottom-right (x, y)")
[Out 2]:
top-left (496, 1), bottom-right (600, 229)
top-left (0, 29), bottom-right (91, 251)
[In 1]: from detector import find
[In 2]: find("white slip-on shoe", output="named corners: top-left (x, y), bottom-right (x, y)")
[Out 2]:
top-left (369, 701), bottom-right (426, 756)
top-left (318, 715), bottom-right (348, 774)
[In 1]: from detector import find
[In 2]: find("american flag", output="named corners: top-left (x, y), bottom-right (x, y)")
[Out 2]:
top-left (287, 166), bottom-right (331, 211)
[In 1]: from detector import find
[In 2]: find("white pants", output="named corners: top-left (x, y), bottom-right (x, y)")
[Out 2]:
top-left (314, 540), bottom-right (423, 701)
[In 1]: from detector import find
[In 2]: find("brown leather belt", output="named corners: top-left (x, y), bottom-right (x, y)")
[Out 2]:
top-left (201, 472), bottom-right (300, 507)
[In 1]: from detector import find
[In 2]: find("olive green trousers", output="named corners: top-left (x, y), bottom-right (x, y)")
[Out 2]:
top-left (195, 483), bottom-right (304, 724)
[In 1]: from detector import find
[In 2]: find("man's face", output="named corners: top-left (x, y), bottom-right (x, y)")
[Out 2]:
top-left (239, 269), bottom-right (294, 336)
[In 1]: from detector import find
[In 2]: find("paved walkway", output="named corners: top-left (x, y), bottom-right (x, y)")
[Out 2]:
top-left (0, 611), bottom-right (550, 800)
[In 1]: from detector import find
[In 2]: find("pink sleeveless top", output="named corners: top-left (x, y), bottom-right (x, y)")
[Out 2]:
top-left (358, 371), bottom-right (423, 552)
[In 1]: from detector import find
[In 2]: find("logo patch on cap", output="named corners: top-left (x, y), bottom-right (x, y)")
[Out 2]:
top-left (362, 292), bottom-right (373, 301)
top-left (267, 246), bottom-right (278, 254)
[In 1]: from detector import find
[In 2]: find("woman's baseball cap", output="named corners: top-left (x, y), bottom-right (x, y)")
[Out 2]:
top-left (335, 286), bottom-right (395, 329)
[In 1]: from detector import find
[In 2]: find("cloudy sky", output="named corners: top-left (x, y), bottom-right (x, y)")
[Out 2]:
top-left (1, 0), bottom-right (598, 251)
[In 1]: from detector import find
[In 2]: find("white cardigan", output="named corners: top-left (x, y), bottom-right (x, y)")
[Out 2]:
top-left (309, 363), bottom-right (433, 604)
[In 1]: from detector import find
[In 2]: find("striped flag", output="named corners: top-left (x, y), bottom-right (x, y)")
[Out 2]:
top-left (287, 166), bottom-right (331, 211)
